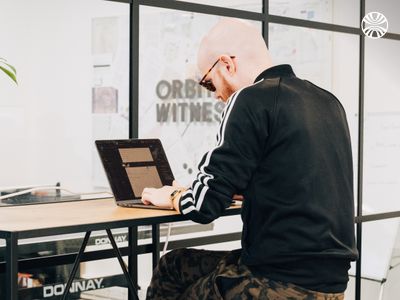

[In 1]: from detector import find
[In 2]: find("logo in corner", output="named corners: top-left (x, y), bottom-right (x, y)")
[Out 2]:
top-left (361, 12), bottom-right (388, 39)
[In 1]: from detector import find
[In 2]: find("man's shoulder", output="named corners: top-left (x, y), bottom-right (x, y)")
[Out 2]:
top-left (232, 77), bottom-right (280, 110)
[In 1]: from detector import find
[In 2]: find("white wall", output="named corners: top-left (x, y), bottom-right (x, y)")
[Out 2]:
top-left (0, 0), bottom-right (129, 192)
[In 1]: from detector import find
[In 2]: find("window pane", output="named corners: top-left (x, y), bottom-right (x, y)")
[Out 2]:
top-left (0, 0), bottom-right (129, 195)
top-left (139, 5), bottom-right (261, 186)
top-left (175, 0), bottom-right (262, 12)
top-left (269, 23), bottom-right (360, 207)
top-left (345, 219), bottom-right (400, 300)
top-left (360, 219), bottom-right (400, 299)
top-left (270, 0), bottom-right (360, 28)
top-left (363, 37), bottom-right (400, 215)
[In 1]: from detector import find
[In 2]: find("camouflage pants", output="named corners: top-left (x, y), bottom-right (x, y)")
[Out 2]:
top-left (146, 248), bottom-right (345, 300)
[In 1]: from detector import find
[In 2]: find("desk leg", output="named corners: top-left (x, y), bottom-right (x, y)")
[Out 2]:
top-left (152, 224), bottom-right (160, 269)
top-left (128, 226), bottom-right (138, 300)
top-left (106, 229), bottom-right (139, 300)
top-left (62, 231), bottom-right (91, 300)
top-left (5, 233), bottom-right (18, 300)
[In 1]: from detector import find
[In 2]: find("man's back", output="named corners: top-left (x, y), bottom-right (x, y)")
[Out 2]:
top-left (238, 64), bottom-right (358, 293)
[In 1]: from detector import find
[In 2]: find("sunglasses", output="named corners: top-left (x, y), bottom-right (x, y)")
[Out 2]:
top-left (198, 56), bottom-right (236, 92)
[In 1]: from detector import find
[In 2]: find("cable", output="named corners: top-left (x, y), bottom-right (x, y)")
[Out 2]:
top-left (162, 223), bottom-right (173, 256)
top-left (0, 186), bottom-right (113, 201)
top-left (0, 184), bottom-right (53, 192)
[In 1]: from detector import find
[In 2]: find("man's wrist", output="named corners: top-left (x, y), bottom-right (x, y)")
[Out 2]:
top-left (170, 188), bottom-right (186, 211)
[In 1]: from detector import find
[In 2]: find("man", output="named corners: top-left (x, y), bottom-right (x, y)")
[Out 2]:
top-left (141, 18), bottom-right (358, 300)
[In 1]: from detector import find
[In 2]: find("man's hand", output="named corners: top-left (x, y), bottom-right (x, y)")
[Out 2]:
top-left (141, 181), bottom-right (184, 209)
top-left (141, 185), bottom-right (176, 209)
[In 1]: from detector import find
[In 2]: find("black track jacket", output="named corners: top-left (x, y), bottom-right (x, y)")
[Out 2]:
top-left (178, 64), bottom-right (358, 293)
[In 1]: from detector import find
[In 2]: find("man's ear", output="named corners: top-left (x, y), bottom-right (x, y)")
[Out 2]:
top-left (219, 55), bottom-right (236, 75)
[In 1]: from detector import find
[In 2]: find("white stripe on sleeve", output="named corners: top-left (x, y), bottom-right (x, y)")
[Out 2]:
top-left (182, 206), bottom-right (196, 215)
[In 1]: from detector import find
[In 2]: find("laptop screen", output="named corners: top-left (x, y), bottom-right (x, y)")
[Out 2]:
top-left (96, 139), bottom-right (174, 201)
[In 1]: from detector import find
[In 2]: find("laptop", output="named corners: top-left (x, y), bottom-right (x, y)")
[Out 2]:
top-left (95, 139), bottom-right (175, 210)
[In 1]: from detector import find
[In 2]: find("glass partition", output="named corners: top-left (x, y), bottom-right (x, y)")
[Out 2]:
top-left (0, 0), bottom-right (129, 200)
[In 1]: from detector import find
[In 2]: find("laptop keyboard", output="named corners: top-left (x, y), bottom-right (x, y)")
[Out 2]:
top-left (118, 200), bottom-right (143, 208)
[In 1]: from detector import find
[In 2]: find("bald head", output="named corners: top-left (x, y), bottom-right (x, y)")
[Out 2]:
top-left (197, 18), bottom-right (273, 100)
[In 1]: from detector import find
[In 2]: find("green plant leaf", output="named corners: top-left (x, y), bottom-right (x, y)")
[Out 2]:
top-left (0, 61), bottom-right (17, 74)
top-left (0, 65), bottom-right (18, 84)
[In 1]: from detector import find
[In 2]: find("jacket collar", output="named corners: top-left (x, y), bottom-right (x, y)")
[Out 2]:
top-left (254, 64), bottom-right (295, 83)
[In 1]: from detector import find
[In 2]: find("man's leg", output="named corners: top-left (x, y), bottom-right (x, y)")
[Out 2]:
top-left (180, 272), bottom-right (345, 300)
top-left (178, 251), bottom-right (345, 300)
top-left (221, 278), bottom-right (345, 300)
top-left (146, 248), bottom-right (229, 300)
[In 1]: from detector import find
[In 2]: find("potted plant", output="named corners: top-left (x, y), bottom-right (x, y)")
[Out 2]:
top-left (0, 57), bottom-right (17, 84)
